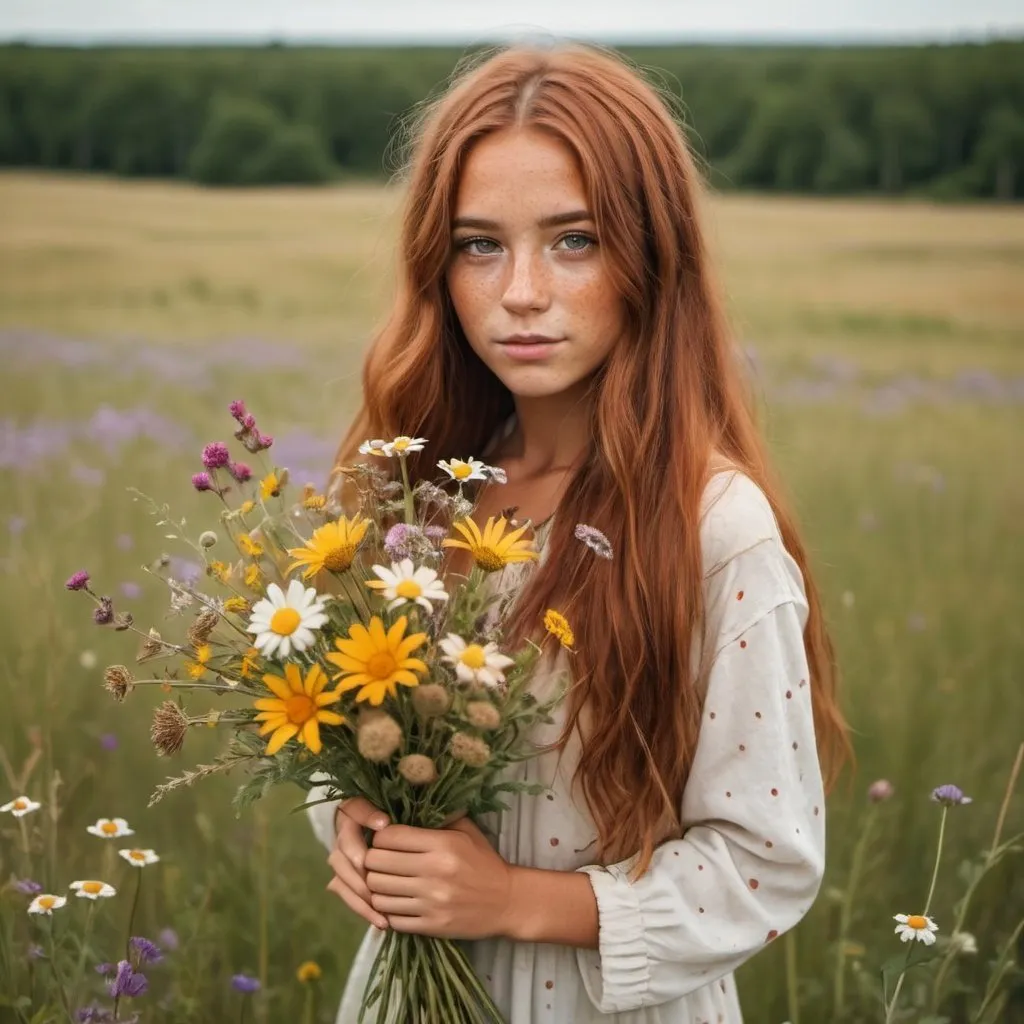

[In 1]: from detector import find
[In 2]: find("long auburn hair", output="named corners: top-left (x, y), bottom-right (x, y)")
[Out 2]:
top-left (335, 43), bottom-right (849, 875)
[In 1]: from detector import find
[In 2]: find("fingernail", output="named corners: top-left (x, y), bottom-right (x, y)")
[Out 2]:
top-left (371, 816), bottom-right (388, 829)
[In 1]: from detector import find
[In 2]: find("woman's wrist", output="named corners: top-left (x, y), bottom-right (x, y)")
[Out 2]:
top-left (500, 865), bottom-right (600, 949)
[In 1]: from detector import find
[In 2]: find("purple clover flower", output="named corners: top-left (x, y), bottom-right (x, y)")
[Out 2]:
top-left (229, 461), bottom-right (252, 483)
top-left (229, 400), bottom-right (248, 422)
top-left (242, 415), bottom-right (256, 431)
top-left (157, 928), bottom-right (179, 952)
top-left (231, 973), bottom-right (261, 993)
top-left (931, 784), bottom-right (972, 807)
top-left (66, 570), bottom-right (91, 591)
top-left (384, 523), bottom-right (419, 560)
top-left (192, 472), bottom-right (213, 492)
top-left (201, 442), bottom-right (231, 470)
top-left (130, 936), bottom-right (163, 965)
top-left (108, 960), bottom-right (148, 998)
top-left (14, 879), bottom-right (42, 895)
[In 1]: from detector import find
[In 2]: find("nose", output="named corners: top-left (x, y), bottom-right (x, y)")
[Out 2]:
top-left (501, 250), bottom-right (550, 315)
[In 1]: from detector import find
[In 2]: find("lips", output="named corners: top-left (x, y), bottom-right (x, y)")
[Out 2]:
top-left (498, 334), bottom-right (562, 346)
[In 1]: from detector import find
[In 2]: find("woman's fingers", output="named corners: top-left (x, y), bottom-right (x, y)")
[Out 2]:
top-left (328, 847), bottom-right (374, 905)
top-left (326, 863), bottom-right (388, 930)
top-left (340, 796), bottom-right (390, 830)
top-left (336, 813), bottom-right (371, 874)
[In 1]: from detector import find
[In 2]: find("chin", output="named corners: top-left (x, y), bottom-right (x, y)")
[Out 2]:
top-left (494, 370), bottom-right (578, 400)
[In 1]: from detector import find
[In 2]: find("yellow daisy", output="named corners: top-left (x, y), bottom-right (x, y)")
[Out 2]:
top-left (297, 961), bottom-right (322, 983)
top-left (287, 515), bottom-right (370, 578)
top-left (543, 609), bottom-right (575, 649)
top-left (240, 500), bottom-right (256, 516)
top-left (185, 643), bottom-right (212, 679)
top-left (443, 516), bottom-right (538, 573)
top-left (260, 472), bottom-right (281, 501)
top-left (254, 663), bottom-right (345, 755)
top-left (245, 564), bottom-right (263, 591)
top-left (326, 615), bottom-right (428, 706)
top-left (238, 533), bottom-right (264, 558)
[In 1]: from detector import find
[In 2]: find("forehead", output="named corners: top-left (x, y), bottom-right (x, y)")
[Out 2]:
top-left (453, 127), bottom-right (588, 215)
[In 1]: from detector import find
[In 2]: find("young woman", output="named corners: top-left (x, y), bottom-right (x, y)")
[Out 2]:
top-left (307, 42), bottom-right (849, 1024)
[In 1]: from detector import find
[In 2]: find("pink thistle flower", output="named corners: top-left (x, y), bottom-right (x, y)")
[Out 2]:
top-left (867, 779), bottom-right (894, 803)
top-left (229, 462), bottom-right (252, 483)
top-left (192, 472), bottom-right (214, 492)
top-left (201, 442), bottom-right (231, 470)
top-left (228, 400), bottom-right (247, 422)
top-left (66, 570), bottom-right (91, 591)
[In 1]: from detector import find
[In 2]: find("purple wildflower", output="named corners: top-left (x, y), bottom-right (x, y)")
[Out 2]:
top-left (241, 414), bottom-right (256, 431)
top-left (93, 597), bottom-right (115, 625)
top-left (99, 733), bottom-right (118, 752)
top-left (867, 779), bottom-right (894, 803)
top-left (201, 442), bottom-right (231, 470)
top-left (384, 523), bottom-right (417, 560)
top-left (66, 570), bottom-right (91, 591)
top-left (130, 936), bottom-right (163, 965)
top-left (95, 962), bottom-right (116, 975)
top-left (119, 581), bottom-right (142, 600)
top-left (424, 525), bottom-right (447, 543)
top-left (77, 1006), bottom-right (115, 1022)
top-left (229, 461), bottom-right (252, 483)
top-left (191, 472), bottom-right (213, 492)
top-left (931, 784), bottom-right (972, 807)
top-left (14, 879), bottom-right (42, 895)
top-left (108, 960), bottom-right (148, 998)
top-left (231, 973), bottom-right (261, 993)
top-left (228, 400), bottom-right (248, 422)
top-left (157, 928), bottom-right (179, 952)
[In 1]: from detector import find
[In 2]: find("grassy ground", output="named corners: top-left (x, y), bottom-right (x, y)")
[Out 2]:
top-left (0, 172), bottom-right (1022, 1023)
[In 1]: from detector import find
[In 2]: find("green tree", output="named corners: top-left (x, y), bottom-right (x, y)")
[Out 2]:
top-left (187, 95), bottom-right (283, 186)
top-left (972, 103), bottom-right (1024, 199)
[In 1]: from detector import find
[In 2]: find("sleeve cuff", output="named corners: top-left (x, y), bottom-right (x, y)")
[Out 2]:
top-left (306, 783), bottom-right (341, 852)
top-left (574, 864), bottom-right (651, 1013)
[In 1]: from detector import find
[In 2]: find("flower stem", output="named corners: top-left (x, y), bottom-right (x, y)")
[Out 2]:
top-left (46, 920), bottom-right (74, 1024)
top-left (72, 901), bottom-right (96, 1007)
top-left (258, 807), bottom-right (269, 1024)
top-left (785, 929), bottom-right (801, 1024)
top-left (923, 807), bottom-right (948, 917)
top-left (832, 803), bottom-right (877, 1017)
top-left (884, 945), bottom-right (915, 1024)
top-left (399, 456), bottom-right (415, 525)
top-left (125, 869), bottom-right (143, 960)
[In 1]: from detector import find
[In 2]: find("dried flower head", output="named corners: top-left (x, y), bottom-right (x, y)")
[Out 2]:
top-left (465, 701), bottom-right (501, 731)
top-left (93, 597), bottom-right (115, 625)
top-left (103, 665), bottom-right (134, 702)
top-left (449, 732), bottom-right (491, 768)
top-left (356, 711), bottom-right (403, 762)
top-left (411, 683), bottom-right (451, 718)
top-left (398, 754), bottom-right (438, 786)
top-left (137, 628), bottom-right (168, 663)
top-left (867, 779), bottom-right (894, 803)
top-left (574, 523), bottom-right (613, 560)
top-left (150, 701), bottom-right (189, 757)
top-left (113, 612), bottom-right (134, 632)
top-left (199, 530), bottom-right (218, 549)
top-left (186, 608), bottom-right (220, 647)
top-left (931, 784), bottom-right (972, 807)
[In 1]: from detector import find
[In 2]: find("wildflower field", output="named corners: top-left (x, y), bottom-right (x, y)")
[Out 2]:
top-left (1, 173), bottom-right (1022, 1022)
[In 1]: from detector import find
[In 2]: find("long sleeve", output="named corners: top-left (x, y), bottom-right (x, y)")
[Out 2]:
top-left (574, 478), bottom-right (826, 1014)
top-left (307, 774), bottom-right (343, 852)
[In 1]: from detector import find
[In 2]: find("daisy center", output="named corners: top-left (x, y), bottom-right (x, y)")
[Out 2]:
top-left (129, 851), bottom-right (146, 862)
top-left (270, 608), bottom-right (301, 635)
top-left (323, 544), bottom-right (356, 572)
top-left (452, 463), bottom-right (473, 480)
top-left (38, 896), bottom-right (56, 910)
top-left (460, 645), bottom-right (487, 670)
top-left (13, 798), bottom-right (27, 810)
top-left (101, 821), bottom-right (119, 835)
top-left (284, 694), bottom-right (317, 725)
top-left (366, 652), bottom-right (398, 680)
top-left (82, 881), bottom-right (104, 895)
top-left (907, 915), bottom-right (928, 930)
top-left (474, 547), bottom-right (506, 572)
top-left (392, 438), bottom-right (411, 451)
top-left (396, 580), bottom-right (422, 599)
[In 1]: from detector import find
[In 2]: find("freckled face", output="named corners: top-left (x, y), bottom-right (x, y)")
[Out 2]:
top-left (445, 127), bottom-right (627, 401)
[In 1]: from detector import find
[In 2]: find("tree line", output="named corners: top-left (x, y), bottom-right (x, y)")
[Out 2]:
top-left (1, 41), bottom-right (1022, 198)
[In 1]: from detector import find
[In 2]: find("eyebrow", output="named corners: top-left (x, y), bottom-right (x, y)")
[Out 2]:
top-left (451, 209), bottom-right (594, 231)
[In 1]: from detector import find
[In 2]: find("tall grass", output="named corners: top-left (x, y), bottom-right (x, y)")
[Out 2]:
top-left (0, 174), bottom-right (1021, 1021)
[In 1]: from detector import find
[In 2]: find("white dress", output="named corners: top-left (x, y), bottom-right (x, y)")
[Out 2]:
top-left (308, 468), bottom-right (826, 1023)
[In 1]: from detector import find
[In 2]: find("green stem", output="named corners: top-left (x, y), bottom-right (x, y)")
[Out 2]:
top-left (399, 456), bottom-right (415, 525)
top-left (923, 807), bottom-right (948, 917)
top-left (125, 869), bottom-right (143, 960)
top-left (785, 929), bottom-right (801, 1024)
top-left (72, 901), bottom-right (96, 1007)
top-left (832, 804), bottom-right (876, 1018)
top-left (884, 945), bottom-right (915, 1024)
top-left (257, 808), bottom-right (269, 1024)
top-left (46, 921), bottom-right (74, 1024)
top-left (302, 983), bottom-right (316, 1024)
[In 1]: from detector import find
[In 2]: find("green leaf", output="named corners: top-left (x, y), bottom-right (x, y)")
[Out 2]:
top-left (880, 941), bottom-right (943, 990)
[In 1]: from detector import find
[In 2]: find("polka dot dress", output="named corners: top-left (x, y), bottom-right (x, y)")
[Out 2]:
top-left (309, 469), bottom-right (827, 1024)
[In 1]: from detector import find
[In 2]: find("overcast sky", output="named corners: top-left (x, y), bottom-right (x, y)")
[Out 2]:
top-left (3, 0), bottom-right (1023, 44)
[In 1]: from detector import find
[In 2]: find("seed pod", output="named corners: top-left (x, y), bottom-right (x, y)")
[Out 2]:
top-left (356, 711), bottom-right (403, 763)
top-left (465, 701), bottom-right (501, 731)
top-left (412, 684), bottom-right (451, 718)
top-left (450, 732), bottom-right (490, 768)
top-left (398, 754), bottom-right (438, 786)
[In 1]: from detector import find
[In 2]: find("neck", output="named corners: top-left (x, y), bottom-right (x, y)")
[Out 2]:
top-left (504, 384), bottom-right (593, 476)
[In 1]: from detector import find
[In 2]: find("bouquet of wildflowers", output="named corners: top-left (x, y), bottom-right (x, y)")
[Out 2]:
top-left (65, 401), bottom-right (581, 1024)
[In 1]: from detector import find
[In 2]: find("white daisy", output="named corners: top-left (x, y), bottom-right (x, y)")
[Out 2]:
top-left (484, 465), bottom-right (508, 484)
top-left (439, 634), bottom-right (515, 689)
top-left (28, 894), bottom-right (67, 915)
top-left (437, 458), bottom-right (488, 484)
top-left (246, 579), bottom-right (328, 659)
top-left (358, 439), bottom-right (390, 458)
top-left (1, 796), bottom-right (41, 818)
top-left (894, 913), bottom-right (938, 944)
top-left (366, 559), bottom-right (449, 612)
top-left (70, 880), bottom-right (117, 900)
top-left (86, 817), bottom-right (133, 839)
top-left (119, 848), bottom-right (160, 868)
top-left (383, 436), bottom-right (428, 457)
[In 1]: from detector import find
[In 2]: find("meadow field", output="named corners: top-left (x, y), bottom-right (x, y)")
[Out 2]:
top-left (0, 172), bottom-right (1022, 1022)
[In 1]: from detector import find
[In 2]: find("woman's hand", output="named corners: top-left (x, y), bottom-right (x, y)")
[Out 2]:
top-left (326, 797), bottom-right (391, 931)
top-left (364, 817), bottom-right (517, 940)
